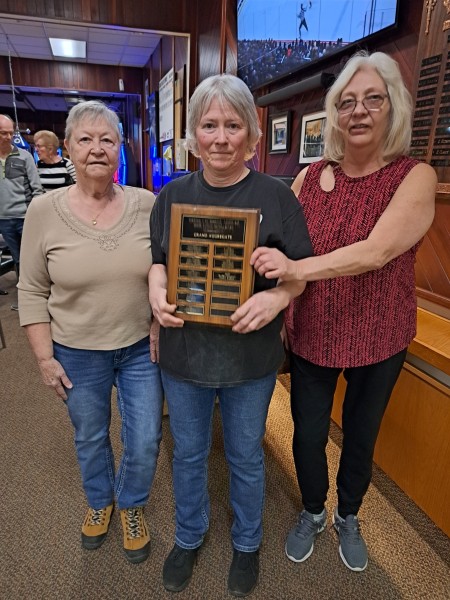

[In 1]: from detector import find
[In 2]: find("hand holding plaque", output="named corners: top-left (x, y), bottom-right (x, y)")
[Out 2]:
top-left (167, 204), bottom-right (260, 326)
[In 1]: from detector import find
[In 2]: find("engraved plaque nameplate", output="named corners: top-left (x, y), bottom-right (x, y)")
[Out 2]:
top-left (421, 55), bottom-right (442, 66)
top-left (167, 204), bottom-right (260, 326)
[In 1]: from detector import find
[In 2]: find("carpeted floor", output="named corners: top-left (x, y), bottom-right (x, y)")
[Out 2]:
top-left (0, 270), bottom-right (449, 600)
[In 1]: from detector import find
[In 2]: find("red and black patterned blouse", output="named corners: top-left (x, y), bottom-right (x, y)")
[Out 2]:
top-left (285, 156), bottom-right (420, 368)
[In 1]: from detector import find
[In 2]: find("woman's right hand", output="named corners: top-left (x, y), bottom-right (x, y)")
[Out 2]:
top-left (150, 291), bottom-right (185, 328)
top-left (38, 357), bottom-right (73, 401)
top-left (149, 264), bottom-right (184, 328)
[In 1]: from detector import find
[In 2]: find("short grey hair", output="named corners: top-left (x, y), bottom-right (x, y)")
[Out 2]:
top-left (65, 100), bottom-right (122, 143)
top-left (185, 74), bottom-right (261, 160)
top-left (323, 51), bottom-right (412, 162)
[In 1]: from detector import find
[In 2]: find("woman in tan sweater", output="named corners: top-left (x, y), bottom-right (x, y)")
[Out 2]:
top-left (18, 101), bottom-right (163, 564)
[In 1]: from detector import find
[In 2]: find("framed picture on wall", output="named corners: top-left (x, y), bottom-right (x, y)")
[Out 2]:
top-left (148, 91), bottom-right (159, 159)
top-left (299, 110), bottom-right (326, 164)
top-left (268, 111), bottom-right (291, 154)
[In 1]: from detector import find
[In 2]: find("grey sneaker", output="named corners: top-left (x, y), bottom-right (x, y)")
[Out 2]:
top-left (285, 509), bottom-right (327, 562)
top-left (333, 509), bottom-right (368, 571)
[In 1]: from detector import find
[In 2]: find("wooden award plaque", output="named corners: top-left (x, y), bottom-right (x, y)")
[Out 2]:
top-left (167, 204), bottom-right (260, 326)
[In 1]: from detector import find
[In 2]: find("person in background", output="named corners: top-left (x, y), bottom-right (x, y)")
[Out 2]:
top-left (149, 73), bottom-right (312, 597)
top-left (251, 51), bottom-right (436, 572)
top-left (34, 129), bottom-right (77, 191)
top-left (0, 114), bottom-right (44, 310)
top-left (18, 101), bottom-right (163, 564)
top-left (298, 2), bottom-right (312, 38)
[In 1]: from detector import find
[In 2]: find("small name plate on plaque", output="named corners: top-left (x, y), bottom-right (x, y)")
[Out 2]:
top-left (167, 204), bottom-right (260, 326)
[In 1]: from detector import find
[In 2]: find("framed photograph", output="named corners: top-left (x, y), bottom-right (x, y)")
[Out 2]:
top-left (299, 110), bottom-right (326, 163)
top-left (148, 91), bottom-right (159, 159)
top-left (268, 111), bottom-right (291, 154)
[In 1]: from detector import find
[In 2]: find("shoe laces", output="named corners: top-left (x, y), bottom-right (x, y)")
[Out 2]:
top-left (86, 507), bottom-right (107, 526)
top-left (337, 515), bottom-right (363, 545)
top-left (295, 511), bottom-right (322, 539)
top-left (124, 507), bottom-right (144, 539)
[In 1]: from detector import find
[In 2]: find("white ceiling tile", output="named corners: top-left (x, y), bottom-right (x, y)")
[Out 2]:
top-left (43, 26), bottom-right (89, 41)
top-left (87, 42), bottom-right (122, 53)
top-left (88, 30), bottom-right (130, 45)
top-left (127, 33), bottom-right (161, 47)
top-left (88, 51), bottom-right (121, 61)
top-left (7, 36), bottom-right (50, 50)
top-left (0, 22), bottom-right (44, 36)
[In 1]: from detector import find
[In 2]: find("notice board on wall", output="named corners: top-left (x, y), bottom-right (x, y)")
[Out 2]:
top-left (159, 68), bottom-right (174, 143)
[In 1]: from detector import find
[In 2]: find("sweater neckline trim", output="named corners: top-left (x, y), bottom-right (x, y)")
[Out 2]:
top-left (57, 184), bottom-right (134, 236)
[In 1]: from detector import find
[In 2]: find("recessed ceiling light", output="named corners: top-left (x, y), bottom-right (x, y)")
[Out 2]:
top-left (49, 38), bottom-right (86, 59)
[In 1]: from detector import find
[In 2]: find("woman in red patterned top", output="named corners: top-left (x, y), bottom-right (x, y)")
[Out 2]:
top-left (251, 51), bottom-right (437, 572)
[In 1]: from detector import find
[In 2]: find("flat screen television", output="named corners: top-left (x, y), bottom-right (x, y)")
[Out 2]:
top-left (237, 0), bottom-right (400, 91)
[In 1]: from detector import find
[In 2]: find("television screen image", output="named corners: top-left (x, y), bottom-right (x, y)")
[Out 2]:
top-left (238, 0), bottom-right (399, 91)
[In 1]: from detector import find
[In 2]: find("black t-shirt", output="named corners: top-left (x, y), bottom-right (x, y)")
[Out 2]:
top-left (150, 170), bottom-right (312, 385)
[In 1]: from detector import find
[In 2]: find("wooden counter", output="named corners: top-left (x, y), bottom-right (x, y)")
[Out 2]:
top-left (331, 308), bottom-right (450, 537)
top-left (409, 308), bottom-right (450, 375)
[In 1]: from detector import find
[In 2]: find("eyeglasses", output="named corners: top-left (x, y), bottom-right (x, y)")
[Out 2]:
top-left (335, 94), bottom-right (389, 115)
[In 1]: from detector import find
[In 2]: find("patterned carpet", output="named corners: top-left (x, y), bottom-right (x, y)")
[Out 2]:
top-left (1, 270), bottom-right (449, 599)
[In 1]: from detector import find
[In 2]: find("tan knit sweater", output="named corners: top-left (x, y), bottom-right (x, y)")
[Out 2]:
top-left (18, 185), bottom-right (155, 350)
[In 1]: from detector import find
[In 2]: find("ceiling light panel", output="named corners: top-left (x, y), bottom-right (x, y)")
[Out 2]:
top-left (49, 38), bottom-right (86, 59)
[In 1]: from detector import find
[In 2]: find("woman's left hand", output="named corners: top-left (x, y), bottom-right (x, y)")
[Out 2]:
top-left (230, 289), bottom-right (284, 334)
top-left (150, 319), bottom-right (160, 363)
top-left (38, 357), bottom-right (73, 401)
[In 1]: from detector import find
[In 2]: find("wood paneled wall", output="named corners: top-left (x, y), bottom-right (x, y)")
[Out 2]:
top-left (0, 57), bottom-right (143, 94)
top-left (0, 0), bottom-right (191, 32)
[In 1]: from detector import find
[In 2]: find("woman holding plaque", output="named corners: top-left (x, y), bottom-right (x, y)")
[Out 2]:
top-left (149, 74), bottom-right (312, 597)
top-left (18, 101), bottom-right (163, 564)
top-left (251, 51), bottom-right (437, 572)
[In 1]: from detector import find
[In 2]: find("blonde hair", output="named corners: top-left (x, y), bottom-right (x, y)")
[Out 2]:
top-left (34, 130), bottom-right (60, 152)
top-left (323, 51), bottom-right (412, 162)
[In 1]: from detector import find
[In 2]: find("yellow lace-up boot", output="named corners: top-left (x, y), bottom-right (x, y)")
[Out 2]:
top-left (81, 505), bottom-right (114, 550)
top-left (120, 507), bottom-right (150, 564)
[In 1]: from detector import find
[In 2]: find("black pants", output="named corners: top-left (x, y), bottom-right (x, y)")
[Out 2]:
top-left (290, 348), bottom-right (407, 517)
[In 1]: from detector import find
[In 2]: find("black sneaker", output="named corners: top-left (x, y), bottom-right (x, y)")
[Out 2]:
top-left (162, 543), bottom-right (199, 592)
top-left (228, 549), bottom-right (259, 597)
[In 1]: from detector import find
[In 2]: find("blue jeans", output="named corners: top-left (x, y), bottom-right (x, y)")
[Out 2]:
top-left (0, 218), bottom-right (24, 265)
top-left (161, 370), bottom-right (277, 552)
top-left (53, 336), bottom-right (163, 510)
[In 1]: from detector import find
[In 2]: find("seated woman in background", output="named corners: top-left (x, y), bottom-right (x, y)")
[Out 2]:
top-left (34, 129), bottom-right (77, 190)
top-left (19, 101), bottom-right (163, 565)
top-left (251, 50), bottom-right (437, 572)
